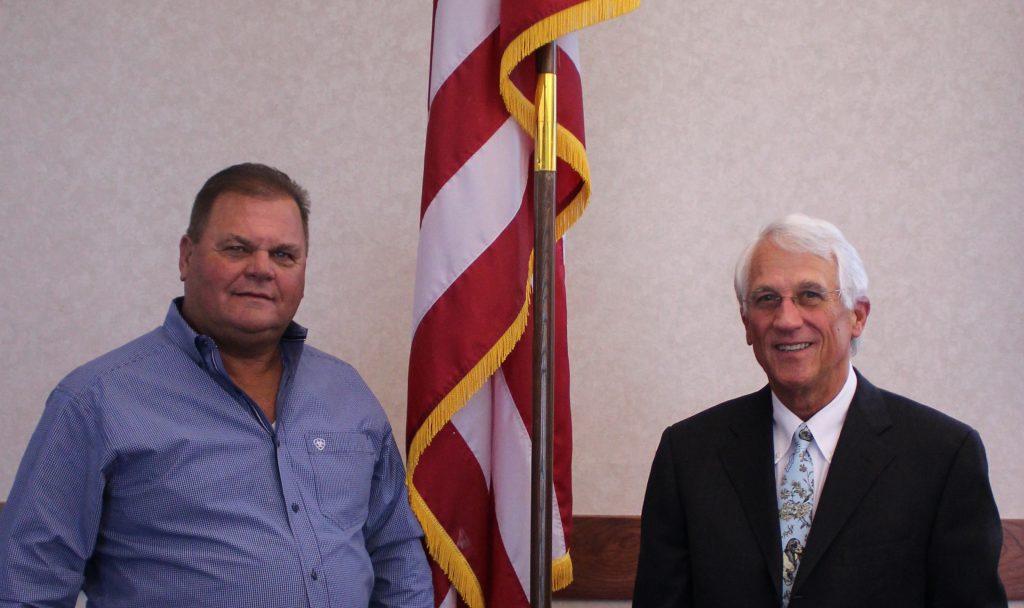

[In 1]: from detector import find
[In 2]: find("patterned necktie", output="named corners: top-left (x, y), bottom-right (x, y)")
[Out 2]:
top-left (778, 423), bottom-right (814, 606)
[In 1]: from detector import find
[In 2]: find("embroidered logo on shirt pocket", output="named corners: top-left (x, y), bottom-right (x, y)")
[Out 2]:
top-left (306, 431), bottom-right (375, 529)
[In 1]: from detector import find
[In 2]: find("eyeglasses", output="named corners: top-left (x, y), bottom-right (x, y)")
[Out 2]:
top-left (747, 289), bottom-right (842, 313)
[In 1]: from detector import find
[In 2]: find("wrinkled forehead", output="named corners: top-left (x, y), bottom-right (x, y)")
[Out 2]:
top-left (201, 189), bottom-right (309, 244)
top-left (748, 238), bottom-right (839, 289)
top-left (205, 193), bottom-right (308, 246)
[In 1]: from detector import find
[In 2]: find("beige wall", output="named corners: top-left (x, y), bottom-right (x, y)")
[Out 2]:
top-left (2, 1), bottom-right (1022, 606)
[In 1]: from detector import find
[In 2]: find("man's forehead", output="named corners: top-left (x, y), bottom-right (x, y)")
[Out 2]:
top-left (209, 191), bottom-right (299, 214)
top-left (204, 194), bottom-right (306, 241)
top-left (749, 242), bottom-right (838, 286)
top-left (750, 279), bottom-right (828, 292)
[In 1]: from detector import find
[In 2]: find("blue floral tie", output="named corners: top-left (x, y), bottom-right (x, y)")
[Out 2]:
top-left (778, 423), bottom-right (814, 606)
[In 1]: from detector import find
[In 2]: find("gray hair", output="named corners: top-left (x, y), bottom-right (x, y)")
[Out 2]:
top-left (734, 214), bottom-right (869, 349)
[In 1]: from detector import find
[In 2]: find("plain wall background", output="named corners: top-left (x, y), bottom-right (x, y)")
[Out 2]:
top-left (2, 2), bottom-right (1022, 606)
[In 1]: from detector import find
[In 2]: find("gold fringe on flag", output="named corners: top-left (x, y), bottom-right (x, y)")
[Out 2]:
top-left (406, 258), bottom-right (534, 608)
top-left (408, 0), bottom-right (640, 604)
top-left (500, 0), bottom-right (642, 240)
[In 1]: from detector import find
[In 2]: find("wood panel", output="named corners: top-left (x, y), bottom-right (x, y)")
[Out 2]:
top-left (1002, 519), bottom-right (1024, 600)
top-left (556, 515), bottom-right (1024, 601)
top-left (555, 515), bottom-right (640, 600)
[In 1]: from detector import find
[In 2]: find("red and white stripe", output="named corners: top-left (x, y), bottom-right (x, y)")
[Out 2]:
top-left (407, 0), bottom-right (638, 605)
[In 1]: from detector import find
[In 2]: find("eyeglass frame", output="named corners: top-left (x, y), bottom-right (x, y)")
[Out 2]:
top-left (745, 288), bottom-right (843, 313)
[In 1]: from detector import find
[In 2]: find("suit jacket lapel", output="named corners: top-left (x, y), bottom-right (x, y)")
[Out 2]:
top-left (718, 387), bottom-right (784, 600)
top-left (794, 371), bottom-right (895, 590)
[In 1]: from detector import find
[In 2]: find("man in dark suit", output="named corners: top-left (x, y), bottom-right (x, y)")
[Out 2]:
top-left (633, 214), bottom-right (1006, 607)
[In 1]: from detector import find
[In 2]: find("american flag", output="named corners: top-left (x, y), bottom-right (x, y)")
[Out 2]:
top-left (407, 1), bottom-right (638, 605)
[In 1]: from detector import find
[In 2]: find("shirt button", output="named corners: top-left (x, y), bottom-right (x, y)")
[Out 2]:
top-left (310, 569), bottom-right (318, 581)
top-left (291, 503), bottom-right (300, 513)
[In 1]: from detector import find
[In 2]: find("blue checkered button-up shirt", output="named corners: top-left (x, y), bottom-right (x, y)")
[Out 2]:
top-left (0, 300), bottom-right (432, 608)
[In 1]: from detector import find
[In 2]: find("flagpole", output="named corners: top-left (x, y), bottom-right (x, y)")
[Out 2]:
top-left (530, 40), bottom-right (557, 608)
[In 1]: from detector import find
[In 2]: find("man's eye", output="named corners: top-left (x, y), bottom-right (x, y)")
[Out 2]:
top-left (272, 251), bottom-right (296, 261)
top-left (754, 293), bottom-right (780, 305)
top-left (801, 290), bottom-right (825, 302)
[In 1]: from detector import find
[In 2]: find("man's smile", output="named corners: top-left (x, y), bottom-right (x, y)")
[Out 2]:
top-left (776, 342), bottom-right (812, 352)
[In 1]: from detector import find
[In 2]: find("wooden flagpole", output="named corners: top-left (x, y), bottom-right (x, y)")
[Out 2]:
top-left (530, 40), bottom-right (558, 608)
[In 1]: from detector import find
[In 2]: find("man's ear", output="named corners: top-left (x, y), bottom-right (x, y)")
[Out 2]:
top-left (851, 297), bottom-right (870, 338)
top-left (178, 235), bottom-right (193, 282)
top-left (742, 311), bottom-right (754, 346)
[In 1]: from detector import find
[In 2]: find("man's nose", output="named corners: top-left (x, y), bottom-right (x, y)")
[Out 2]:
top-left (772, 296), bottom-right (804, 329)
top-left (246, 251), bottom-right (275, 279)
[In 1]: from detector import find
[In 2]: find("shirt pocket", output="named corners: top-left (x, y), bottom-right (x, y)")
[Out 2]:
top-left (305, 431), bottom-right (375, 529)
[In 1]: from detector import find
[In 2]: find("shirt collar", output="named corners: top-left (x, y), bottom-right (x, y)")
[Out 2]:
top-left (162, 297), bottom-right (309, 366)
top-left (772, 363), bottom-right (857, 465)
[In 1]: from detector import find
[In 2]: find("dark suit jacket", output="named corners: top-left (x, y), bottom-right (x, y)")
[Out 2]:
top-left (633, 371), bottom-right (1006, 608)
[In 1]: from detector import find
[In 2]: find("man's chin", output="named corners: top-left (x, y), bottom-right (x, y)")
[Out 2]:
top-left (226, 304), bottom-right (285, 325)
top-left (765, 368), bottom-right (816, 393)
top-left (232, 295), bottom-right (278, 309)
top-left (234, 320), bottom-right (288, 336)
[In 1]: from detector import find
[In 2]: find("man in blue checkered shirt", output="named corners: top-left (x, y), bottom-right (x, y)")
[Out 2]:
top-left (0, 163), bottom-right (432, 608)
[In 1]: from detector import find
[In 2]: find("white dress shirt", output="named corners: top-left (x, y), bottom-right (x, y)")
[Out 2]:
top-left (772, 364), bottom-right (857, 514)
